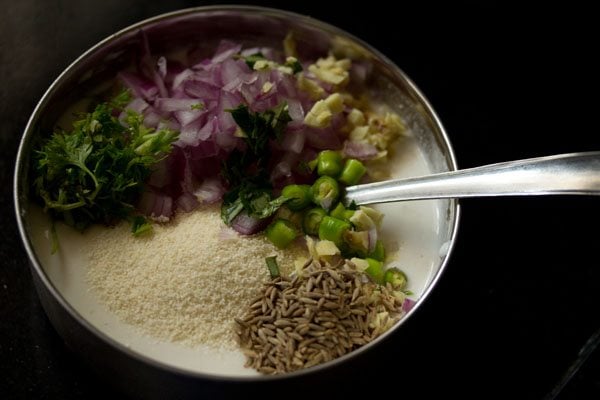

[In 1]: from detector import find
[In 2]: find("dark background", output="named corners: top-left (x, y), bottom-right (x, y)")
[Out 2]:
top-left (1, 1), bottom-right (599, 399)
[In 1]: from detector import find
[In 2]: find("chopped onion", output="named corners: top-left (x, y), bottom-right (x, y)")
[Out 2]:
top-left (281, 131), bottom-right (305, 154)
top-left (219, 227), bottom-right (238, 241)
top-left (121, 38), bottom-right (346, 217)
top-left (221, 59), bottom-right (252, 89)
top-left (367, 228), bottom-right (378, 253)
top-left (343, 140), bottom-right (379, 160)
top-left (287, 99), bottom-right (305, 121)
top-left (157, 195), bottom-right (174, 220)
top-left (305, 127), bottom-right (342, 150)
top-left (163, 60), bottom-right (185, 87)
top-left (147, 159), bottom-right (170, 188)
top-left (212, 40), bottom-right (242, 64)
top-left (157, 119), bottom-right (180, 132)
top-left (197, 116), bottom-right (219, 141)
top-left (125, 97), bottom-right (150, 114)
top-left (157, 56), bottom-right (167, 78)
top-left (350, 61), bottom-right (370, 84)
top-left (231, 212), bottom-right (270, 235)
top-left (177, 118), bottom-right (205, 146)
top-left (174, 109), bottom-right (204, 126)
top-left (194, 178), bottom-right (225, 204)
top-left (271, 160), bottom-right (291, 182)
top-left (184, 79), bottom-right (220, 100)
top-left (118, 71), bottom-right (158, 101)
top-left (177, 192), bottom-right (199, 212)
top-left (143, 109), bottom-right (162, 128)
top-left (240, 46), bottom-right (277, 60)
top-left (271, 151), bottom-right (299, 182)
top-left (138, 190), bottom-right (173, 221)
top-left (189, 137), bottom-right (219, 159)
top-left (402, 298), bottom-right (416, 313)
top-left (172, 68), bottom-right (195, 90)
top-left (139, 31), bottom-right (168, 99)
top-left (155, 97), bottom-right (205, 112)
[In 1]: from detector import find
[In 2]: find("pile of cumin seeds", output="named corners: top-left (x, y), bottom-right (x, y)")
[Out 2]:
top-left (235, 259), bottom-right (405, 374)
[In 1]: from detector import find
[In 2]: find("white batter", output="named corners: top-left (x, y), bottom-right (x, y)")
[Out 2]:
top-left (28, 136), bottom-right (448, 377)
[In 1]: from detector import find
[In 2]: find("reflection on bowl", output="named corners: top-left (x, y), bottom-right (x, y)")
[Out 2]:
top-left (14, 5), bottom-right (458, 397)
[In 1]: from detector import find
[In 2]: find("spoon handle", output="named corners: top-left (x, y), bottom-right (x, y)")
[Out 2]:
top-left (345, 152), bottom-right (600, 205)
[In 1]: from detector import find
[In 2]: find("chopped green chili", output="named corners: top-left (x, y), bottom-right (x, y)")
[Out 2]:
top-left (265, 218), bottom-right (297, 249)
top-left (281, 184), bottom-right (312, 211)
top-left (339, 158), bottom-right (367, 186)
top-left (318, 216), bottom-right (351, 248)
top-left (368, 240), bottom-right (385, 261)
top-left (265, 256), bottom-right (280, 279)
top-left (384, 268), bottom-right (407, 289)
top-left (365, 258), bottom-right (385, 284)
top-left (316, 150), bottom-right (343, 177)
top-left (302, 207), bottom-right (327, 235)
top-left (311, 176), bottom-right (340, 211)
top-left (329, 202), bottom-right (347, 220)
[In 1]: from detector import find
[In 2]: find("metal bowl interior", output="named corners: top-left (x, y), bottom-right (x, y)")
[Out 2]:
top-left (14, 5), bottom-right (459, 393)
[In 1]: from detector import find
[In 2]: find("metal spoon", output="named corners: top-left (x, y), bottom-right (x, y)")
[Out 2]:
top-left (344, 152), bottom-right (600, 206)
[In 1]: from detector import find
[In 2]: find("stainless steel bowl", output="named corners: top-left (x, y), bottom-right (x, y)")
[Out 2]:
top-left (14, 5), bottom-right (459, 397)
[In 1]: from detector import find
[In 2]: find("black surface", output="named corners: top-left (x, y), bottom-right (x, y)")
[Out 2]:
top-left (1, 1), bottom-right (599, 399)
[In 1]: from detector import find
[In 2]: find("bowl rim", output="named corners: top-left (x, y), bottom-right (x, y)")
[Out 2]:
top-left (13, 4), bottom-right (460, 382)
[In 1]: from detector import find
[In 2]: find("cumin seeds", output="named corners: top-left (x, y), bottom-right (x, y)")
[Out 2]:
top-left (235, 259), bottom-right (406, 374)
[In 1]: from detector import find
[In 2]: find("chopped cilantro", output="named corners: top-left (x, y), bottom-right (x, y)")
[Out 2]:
top-left (285, 58), bottom-right (303, 74)
top-left (346, 200), bottom-right (359, 210)
top-left (220, 103), bottom-right (292, 225)
top-left (108, 88), bottom-right (132, 110)
top-left (131, 216), bottom-right (153, 236)
top-left (242, 52), bottom-right (266, 69)
top-left (220, 176), bottom-right (289, 225)
top-left (33, 93), bottom-right (178, 239)
top-left (228, 103), bottom-right (291, 156)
